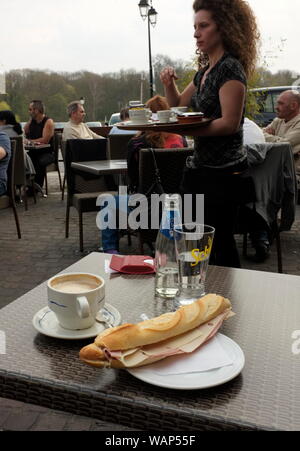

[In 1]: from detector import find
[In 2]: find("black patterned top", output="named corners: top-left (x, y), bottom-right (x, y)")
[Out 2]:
top-left (188, 52), bottom-right (247, 169)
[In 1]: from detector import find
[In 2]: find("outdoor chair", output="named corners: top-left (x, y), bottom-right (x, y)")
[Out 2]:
top-left (44, 131), bottom-right (63, 195)
top-left (5, 140), bottom-right (22, 238)
top-left (107, 134), bottom-right (133, 160)
top-left (239, 209), bottom-right (283, 273)
top-left (137, 147), bottom-right (194, 254)
top-left (10, 136), bottom-right (36, 210)
top-left (64, 138), bottom-right (116, 252)
top-left (237, 142), bottom-right (298, 274)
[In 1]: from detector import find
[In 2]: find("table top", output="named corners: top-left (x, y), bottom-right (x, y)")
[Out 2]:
top-left (25, 143), bottom-right (51, 149)
top-left (71, 159), bottom-right (127, 176)
top-left (0, 252), bottom-right (300, 431)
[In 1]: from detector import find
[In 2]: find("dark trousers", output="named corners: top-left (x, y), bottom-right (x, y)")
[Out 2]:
top-left (27, 149), bottom-right (54, 187)
top-left (181, 165), bottom-right (254, 268)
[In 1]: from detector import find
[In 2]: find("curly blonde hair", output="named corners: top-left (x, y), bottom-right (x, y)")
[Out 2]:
top-left (193, 0), bottom-right (260, 78)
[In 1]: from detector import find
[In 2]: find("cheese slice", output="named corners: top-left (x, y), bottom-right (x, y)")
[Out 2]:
top-left (115, 309), bottom-right (231, 368)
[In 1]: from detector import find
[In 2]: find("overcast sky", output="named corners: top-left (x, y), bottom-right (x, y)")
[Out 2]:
top-left (1, 0), bottom-right (300, 77)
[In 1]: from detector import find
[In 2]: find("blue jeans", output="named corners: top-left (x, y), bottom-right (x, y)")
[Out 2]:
top-left (100, 195), bottom-right (130, 251)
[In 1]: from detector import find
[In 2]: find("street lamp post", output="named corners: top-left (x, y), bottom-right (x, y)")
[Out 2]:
top-left (138, 0), bottom-right (158, 99)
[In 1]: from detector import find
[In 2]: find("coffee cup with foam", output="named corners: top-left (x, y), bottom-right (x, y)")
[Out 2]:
top-left (129, 108), bottom-right (151, 124)
top-left (47, 272), bottom-right (105, 330)
top-left (157, 110), bottom-right (177, 123)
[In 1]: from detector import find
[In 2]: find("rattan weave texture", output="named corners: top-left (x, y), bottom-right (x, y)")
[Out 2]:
top-left (0, 253), bottom-right (300, 431)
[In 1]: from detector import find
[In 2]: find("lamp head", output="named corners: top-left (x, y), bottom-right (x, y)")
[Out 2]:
top-left (138, 0), bottom-right (150, 20)
top-left (148, 6), bottom-right (158, 27)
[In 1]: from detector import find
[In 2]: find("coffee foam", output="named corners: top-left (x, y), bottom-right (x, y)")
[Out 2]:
top-left (51, 274), bottom-right (101, 294)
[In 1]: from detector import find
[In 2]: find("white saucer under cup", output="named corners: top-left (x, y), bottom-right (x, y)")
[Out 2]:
top-left (32, 304), bottom-right (121, 340)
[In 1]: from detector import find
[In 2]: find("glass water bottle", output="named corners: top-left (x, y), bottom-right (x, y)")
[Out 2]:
top-left (154, 194), bottom-right (181, 298)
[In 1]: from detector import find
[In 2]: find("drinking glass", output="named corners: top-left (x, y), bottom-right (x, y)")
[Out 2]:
top-left (174, 224), bottom-right (215, 307)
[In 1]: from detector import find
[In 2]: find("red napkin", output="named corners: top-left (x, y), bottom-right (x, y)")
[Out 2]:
top-left (109, 255), bottom-right (155, 274)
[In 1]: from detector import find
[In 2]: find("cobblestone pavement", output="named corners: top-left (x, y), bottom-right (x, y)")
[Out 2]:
top-left (0, 172), bottom-right (299, 430)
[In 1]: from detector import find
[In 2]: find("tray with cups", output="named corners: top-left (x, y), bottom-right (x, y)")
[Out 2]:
top-left (32, 272), bottom-right (121, 339)
top-left (117, 108), bottom-right (212, 132)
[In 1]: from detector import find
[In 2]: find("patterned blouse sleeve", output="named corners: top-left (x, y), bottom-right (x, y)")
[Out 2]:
top-left (217, 58), bottom-right (247, 89)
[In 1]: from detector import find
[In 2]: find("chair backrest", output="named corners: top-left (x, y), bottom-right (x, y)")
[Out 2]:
top-left (89, 126), bottom-right (112, 137)
top-left (46, 131), bottom-right (62, 172)
top-left (9, 136), bottom-right (26, 187)
top-left (7, 140), bottom-right (17, 198)
top-left (64, 138), bottom-right (109, 196)
top-left (0, 139), bottom-right (14, 209)
top-left (137, 147), bottom-right (194, 245)
top-left (244, 142), bottom-right (297, 230)
top-left (108, 134), bottom-right (133, 160)
top-left (54, 131), bottom-right (62, 161)
top-left (138, 147), bottom-right (194, 195)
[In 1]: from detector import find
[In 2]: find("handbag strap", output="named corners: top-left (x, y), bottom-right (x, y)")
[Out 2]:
top-left (145, 148), bottom-right (165, 196)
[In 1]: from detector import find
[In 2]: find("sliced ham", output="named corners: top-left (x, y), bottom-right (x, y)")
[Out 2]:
top-left (105, 309), bottom-right (232, 368)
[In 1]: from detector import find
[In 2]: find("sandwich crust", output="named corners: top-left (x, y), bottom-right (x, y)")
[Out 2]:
top-left (79, 294), bottom-right (232, 368)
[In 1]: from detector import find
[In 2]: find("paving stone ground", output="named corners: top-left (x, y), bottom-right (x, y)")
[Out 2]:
top-left (0, 171), bottom-right (299, 430)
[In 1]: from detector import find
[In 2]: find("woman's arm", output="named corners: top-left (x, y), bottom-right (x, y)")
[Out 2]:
top-left (160, 67), bottom-right (196, 107)
top-left (187, 80), bottom-right (246, 137)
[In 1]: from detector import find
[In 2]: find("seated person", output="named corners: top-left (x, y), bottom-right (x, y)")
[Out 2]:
top-left (0, 132), bottom-right (11, 196)
top-left (62, 101), bottom-right (105, 141)
top-left (263, 90), bottom-right (300, 182)
top-left (24, 100), bottom-right (55, 188)
top-left (0, 110), bottom-right (35, 177)
top-left (0, 110), bottom-right (23, 137)
top-left (109, 107), bottom-right (137, 135)
top-left (100, 95), bottom-right (187, 254)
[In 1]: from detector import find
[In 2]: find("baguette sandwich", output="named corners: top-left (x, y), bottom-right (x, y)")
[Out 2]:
top-left (79, 293), bottom-right (233, 369)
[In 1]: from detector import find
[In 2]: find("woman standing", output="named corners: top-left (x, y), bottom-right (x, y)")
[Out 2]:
top-left (160, 0), bottom-right (260, 268)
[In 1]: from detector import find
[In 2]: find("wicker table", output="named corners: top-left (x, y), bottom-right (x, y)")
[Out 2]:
top-left (71, 160), bottom-right (127, 176)
top-left (71, 160), bottom-right (127, 185)
top-left (0, 252), bottom-right (300, 431)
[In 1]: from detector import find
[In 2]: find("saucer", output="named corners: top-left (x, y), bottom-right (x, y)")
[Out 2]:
top-left (156, 118), bottom-right (178, 124)
top-left (32, 303), bottom-right (121, 340)
top-left (125, 120), bottom-right (152, 126)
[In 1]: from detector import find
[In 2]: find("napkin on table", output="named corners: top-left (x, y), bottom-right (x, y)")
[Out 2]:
top-left (146, 335), bottom-right (234, 376)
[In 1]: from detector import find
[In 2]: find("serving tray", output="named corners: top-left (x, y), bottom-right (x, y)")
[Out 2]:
top-left (116, 117), bottom-right (213, 133)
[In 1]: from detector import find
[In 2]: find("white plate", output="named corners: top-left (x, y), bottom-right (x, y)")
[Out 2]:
top-left (32, 303), bottom-right (121, 340)
top-left (127, 334), bottom-right (244, 390)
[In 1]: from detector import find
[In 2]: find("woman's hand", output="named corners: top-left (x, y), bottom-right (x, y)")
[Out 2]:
top-left (160, 67), bottom-right (178, 87)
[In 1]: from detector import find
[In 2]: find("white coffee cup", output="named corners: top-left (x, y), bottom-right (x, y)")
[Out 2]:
top-left (47, 272), bottom-right (105, 330)
top-left (129, 108), bottom-right (151, 124)
top-left (157, 110), bottom-right (177, 123)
